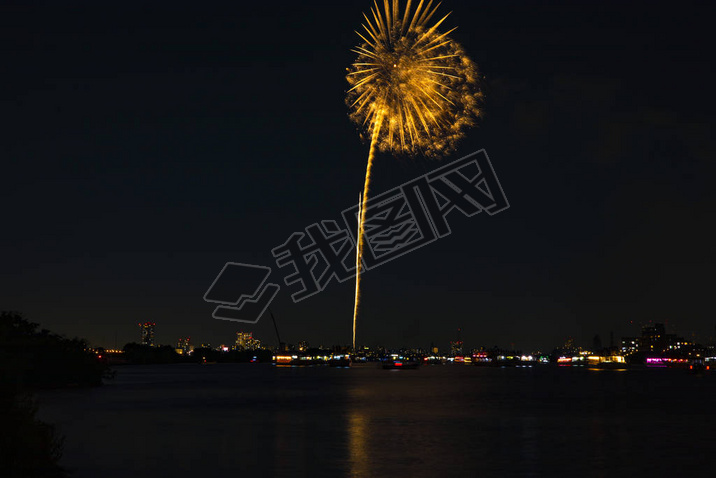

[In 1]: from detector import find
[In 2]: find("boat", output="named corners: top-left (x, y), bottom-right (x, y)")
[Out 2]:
top-left (272, 353), bottom-right (324, 366)
top-left (588, 355), bottom-right (629, 370)
top-left (645, 357), bottom-right (689, 368)
top-left (471, 352), bottom-right (492, 366)
top-left (689, 358), bottom-right (712, 373)
top-left (328, 354), bottom-right (351, 367)
top-left (382, 354), bottom-right (420, 369)
top-left (425, 356), bottom-right (445, 365)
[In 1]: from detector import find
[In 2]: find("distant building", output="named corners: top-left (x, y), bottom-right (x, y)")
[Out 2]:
top-left (621, 337), bottom-right (639, 355)
top-left (235, 332), bottom-right (261, 351)
top-left (177, 337), bottom-right (192, 354)
top-left (450, 328), bottom-right (464, 356)
top-left (450, 340), bottom-right (463, 356)
top-left (667, 338), bottom-right (692, 352)
top-left (641, 323), bottom-right (666, 353)
top-left (298, 341), bottom-right (309, 352)
top-left (621, 323), bottom-right (692, 356)
top-left (139, 322), bottom-right (155, 346)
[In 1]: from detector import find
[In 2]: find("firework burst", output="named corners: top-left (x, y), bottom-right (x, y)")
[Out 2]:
top-left (347, 0), bottom-right (482, 157)
top-left (348, 0), bottom-right (482, 350)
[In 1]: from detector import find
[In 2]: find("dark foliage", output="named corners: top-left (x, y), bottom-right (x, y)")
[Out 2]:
top-left (122, 343), bottom-right (180, 364)
top-left (0, 385), bottom-right (67, 478)
top-left (0, 311), bottom-right (111, 389)
top-left (121, 344), bottom-right (273, 364)
top-left (0, 311), bottom-right (111, 477)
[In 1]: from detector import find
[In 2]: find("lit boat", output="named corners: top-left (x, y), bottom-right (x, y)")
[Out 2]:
top-left (272, 353), bottom-right (323, 366)
top-left (328, 354), bottom-right (351, 367)
top-left (425, 356), bottom-right (445, 365)
top-left (689, 358), bottom-right (713, 373)
top-left (587, 355), bottom-right (628, 370)
top-left (382, 354), bottom-right (420, 369)
top-left (471, 352), bottom-right (492, 366)
top-left (645, 357), bottom-right (689, 368)
top-left (273, 353), bottom-right (297, 366)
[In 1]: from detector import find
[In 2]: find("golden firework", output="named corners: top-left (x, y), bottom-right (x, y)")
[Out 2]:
top-left (346, 0), bottom-right (482, 157)
top-left (348, 0), bottom-right (482, 350)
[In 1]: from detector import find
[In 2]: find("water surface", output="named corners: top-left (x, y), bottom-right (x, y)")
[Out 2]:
top-left (37, 363), bottom-right (716, 477)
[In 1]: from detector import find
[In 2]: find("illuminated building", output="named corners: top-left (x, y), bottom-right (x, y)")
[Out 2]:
top-left (139, 322), bottom-right (155, 346)
top-left (298, 341), bottom-right (309, 352)
top-left (450, 328), bottom-right (463, 356)
top-left (641, 323), bottom-right (666, 352)
top-left (236, 332), bottom-right (262, 351)
top-left (621, 337), bottom-right (639, 355)
top-left (235, 332), bottom-right (252, 350)
top-left (667, 339), bottom-right (692, 351)
top-left (177, 337), bottom-right (192, 354)
top-left (620, 323), bottom-right (694, 357)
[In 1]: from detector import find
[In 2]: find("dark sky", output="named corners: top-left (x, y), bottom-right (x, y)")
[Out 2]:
top-left (2, 0), bottom-right (714, 352)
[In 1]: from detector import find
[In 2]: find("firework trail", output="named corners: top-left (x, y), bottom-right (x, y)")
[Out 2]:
top-left (347, 0), bottom-right (482, 351)
top-left (352, 192), bottom-right (363, 351)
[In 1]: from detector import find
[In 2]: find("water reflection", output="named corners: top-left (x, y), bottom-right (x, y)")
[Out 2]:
top-left (347, 408), bottom-right (371, 477)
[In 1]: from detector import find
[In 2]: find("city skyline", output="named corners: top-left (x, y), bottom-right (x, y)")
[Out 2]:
top-left (114, 318), bottom-right (715, 356)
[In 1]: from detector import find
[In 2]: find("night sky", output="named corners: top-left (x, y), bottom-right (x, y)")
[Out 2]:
top-left (2, 0), bottom-right (713, 352)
